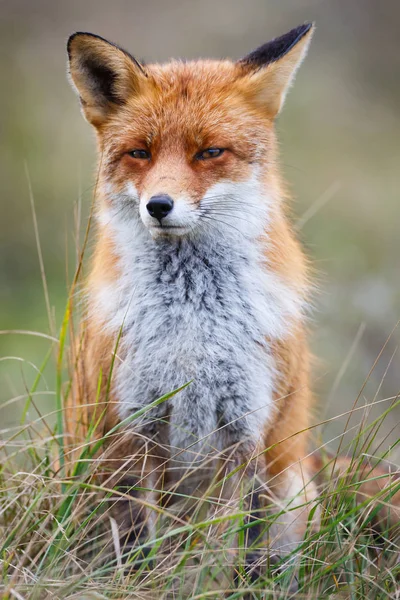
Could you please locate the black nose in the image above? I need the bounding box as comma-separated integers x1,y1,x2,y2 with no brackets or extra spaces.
146,195,174,222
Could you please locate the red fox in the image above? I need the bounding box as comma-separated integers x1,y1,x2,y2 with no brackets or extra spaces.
66,23,398,587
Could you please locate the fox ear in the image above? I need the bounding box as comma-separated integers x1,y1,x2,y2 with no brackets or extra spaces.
67,32,147,126
238,23,314,117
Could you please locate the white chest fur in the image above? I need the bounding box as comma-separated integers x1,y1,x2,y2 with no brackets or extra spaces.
92,208,302,476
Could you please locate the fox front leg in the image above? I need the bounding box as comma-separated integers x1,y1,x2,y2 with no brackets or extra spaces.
234,480,265,588
264,465,320,594
214,446,268,592
102,437,163,569
111,474,157,565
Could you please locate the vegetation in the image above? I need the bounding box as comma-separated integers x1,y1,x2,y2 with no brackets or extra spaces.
0,288,399,598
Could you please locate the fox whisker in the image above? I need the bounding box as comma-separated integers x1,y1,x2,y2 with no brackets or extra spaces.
198,214,247,238
201,196,265,211
201,203,265,216
199,208,261,229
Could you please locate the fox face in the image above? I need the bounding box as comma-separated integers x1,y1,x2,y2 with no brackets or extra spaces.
68,25,313,239
102,61,269,238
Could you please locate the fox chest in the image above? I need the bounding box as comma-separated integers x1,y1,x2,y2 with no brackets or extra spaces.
105,239,281,456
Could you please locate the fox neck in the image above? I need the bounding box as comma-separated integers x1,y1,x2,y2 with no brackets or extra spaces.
90,187,305,345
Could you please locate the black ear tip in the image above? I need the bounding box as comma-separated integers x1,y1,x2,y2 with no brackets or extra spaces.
66,32,145,74
67,32,79,56
302,21,315,33
67,32,108,57
283,22,315,43
67,32,90,57
240,21,315,69
300,22,316,38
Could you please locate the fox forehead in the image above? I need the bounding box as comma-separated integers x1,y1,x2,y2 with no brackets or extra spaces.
102,59,272,150
146,59,239,92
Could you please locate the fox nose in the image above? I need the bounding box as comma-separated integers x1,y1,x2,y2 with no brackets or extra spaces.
146,195,174,223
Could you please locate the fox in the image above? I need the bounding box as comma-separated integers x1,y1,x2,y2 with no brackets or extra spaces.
65,23,399,590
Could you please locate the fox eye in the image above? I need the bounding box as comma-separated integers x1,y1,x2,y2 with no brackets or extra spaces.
196,148,225,160
128,149,151,160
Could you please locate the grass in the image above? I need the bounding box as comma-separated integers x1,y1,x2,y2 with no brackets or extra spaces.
0,189,399,599
0,314,399,599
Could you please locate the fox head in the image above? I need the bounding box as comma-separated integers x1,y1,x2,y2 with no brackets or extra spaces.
67,24,314,239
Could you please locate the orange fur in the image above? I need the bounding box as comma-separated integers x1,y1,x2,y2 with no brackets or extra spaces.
67,61,311,471
65,27,398,568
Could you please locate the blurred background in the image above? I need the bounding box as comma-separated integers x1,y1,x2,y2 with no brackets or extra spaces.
1,0,399,456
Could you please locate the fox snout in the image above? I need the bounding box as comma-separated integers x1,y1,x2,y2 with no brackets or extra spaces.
146,195,174,224
139,189,199,237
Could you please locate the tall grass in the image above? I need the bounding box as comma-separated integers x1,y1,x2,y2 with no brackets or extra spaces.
0,190,399,599
0,337,399,599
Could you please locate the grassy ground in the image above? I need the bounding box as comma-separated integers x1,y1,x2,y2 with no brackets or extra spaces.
0,306,399,599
